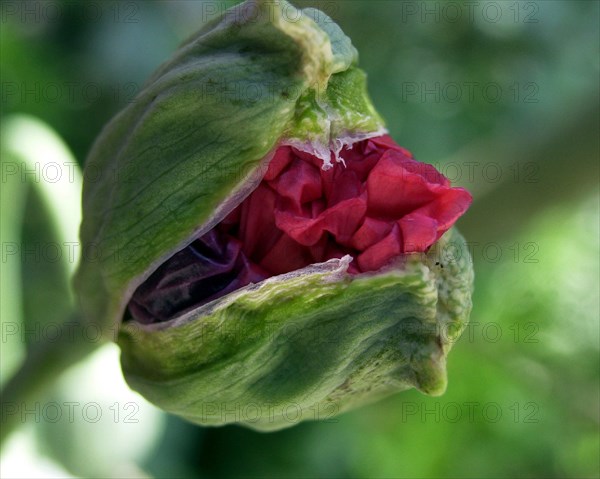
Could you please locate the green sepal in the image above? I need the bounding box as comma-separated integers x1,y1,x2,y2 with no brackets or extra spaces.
74,0,385,334
118,229,473,431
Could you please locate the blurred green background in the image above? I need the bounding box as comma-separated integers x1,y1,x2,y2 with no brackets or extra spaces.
1,1,598,478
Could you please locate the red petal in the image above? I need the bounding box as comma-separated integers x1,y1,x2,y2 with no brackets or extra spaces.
367,150,441,218
327,169,363,207
275,197,366,246
264,147,293,181
369,135,413,157
268,157,322,205
357,223,403,272
238,183,280,259
397,214,438,252
259,233,314,275
350,217,393,251
407,187,473,242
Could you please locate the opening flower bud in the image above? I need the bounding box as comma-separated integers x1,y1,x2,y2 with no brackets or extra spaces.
75,0,474,431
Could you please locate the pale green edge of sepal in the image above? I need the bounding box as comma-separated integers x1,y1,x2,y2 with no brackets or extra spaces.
285,67,386,168
280,3,386,167
118,228,473,431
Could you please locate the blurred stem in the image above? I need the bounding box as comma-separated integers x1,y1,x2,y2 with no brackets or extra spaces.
0,315,99,445
0,115,91,444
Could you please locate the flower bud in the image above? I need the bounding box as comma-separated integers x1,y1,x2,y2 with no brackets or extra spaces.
75,0,473,430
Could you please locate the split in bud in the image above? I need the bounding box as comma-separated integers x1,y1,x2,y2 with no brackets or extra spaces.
128,136,471,325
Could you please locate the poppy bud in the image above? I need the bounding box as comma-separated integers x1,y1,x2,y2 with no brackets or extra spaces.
75,0,473,431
